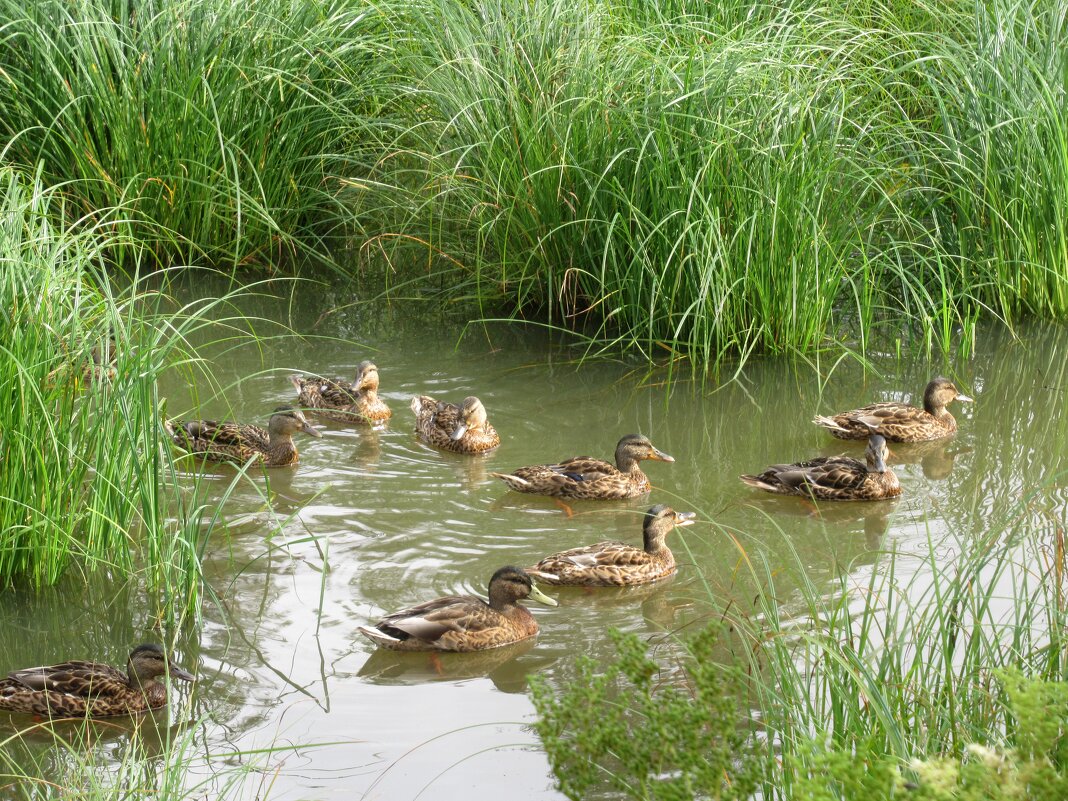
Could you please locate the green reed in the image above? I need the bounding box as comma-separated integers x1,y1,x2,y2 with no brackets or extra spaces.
379,0,996,369
0,166,256,623
0,0,391,268
0,715,272,801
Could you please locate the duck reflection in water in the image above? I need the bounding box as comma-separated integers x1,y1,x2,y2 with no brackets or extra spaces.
357,639,537,694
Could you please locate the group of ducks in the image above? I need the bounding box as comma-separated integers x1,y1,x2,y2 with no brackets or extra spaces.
0,365,971,718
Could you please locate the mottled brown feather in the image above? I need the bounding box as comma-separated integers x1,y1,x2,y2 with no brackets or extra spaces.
814,378,972,442
411,395,500,454
492,435,673,500
359,567,556,652
291,360,391,424
740,436,902,501
526,505,692,586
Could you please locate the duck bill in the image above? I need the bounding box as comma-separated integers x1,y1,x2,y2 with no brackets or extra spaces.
450,424,468,441
956,393,974,403
650,448,675,463
168,664,195,683
527,584,558,607
674,511,696,526
302,424,323,438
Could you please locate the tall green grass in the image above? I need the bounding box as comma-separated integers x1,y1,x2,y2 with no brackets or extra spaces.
0,0,392,267
0,165,252,623
1,0,1065,368
376,0,973,367
925,0,1068,320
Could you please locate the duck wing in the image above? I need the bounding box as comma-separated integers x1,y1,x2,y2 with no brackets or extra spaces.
536,541,645,570
549,456,618,482
8,661,129,699
796,457,869,491
181,420,269,451
376,595,493,643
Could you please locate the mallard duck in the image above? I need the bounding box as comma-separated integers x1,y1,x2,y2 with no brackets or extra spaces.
46,335,117,387
290,360,391,424
526,505,695,587
740,433,902,501
491,434,674,500
166,405,322,466
813,377,973,442
358,566,558,652
410,395,500,454
0,644,194,718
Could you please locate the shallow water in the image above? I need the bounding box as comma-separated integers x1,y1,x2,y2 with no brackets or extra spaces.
1,280,1066,799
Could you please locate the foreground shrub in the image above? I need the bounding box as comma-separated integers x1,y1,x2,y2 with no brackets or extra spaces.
531,626,760,800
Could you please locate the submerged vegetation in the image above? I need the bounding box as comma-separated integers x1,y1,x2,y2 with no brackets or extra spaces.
0,0,1064,367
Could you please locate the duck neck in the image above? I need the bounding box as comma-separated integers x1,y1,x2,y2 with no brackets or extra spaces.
615,452,641,473
266,432,298,464
923,396,947,417
488,585,519,614
642,527,668,554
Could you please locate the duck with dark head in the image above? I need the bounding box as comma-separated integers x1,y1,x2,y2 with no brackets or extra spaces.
358,566,558,652
0,644,194,718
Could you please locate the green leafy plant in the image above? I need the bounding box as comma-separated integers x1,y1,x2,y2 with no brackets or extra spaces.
531,626,760,800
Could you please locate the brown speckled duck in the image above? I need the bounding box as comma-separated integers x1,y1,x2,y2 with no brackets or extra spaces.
166,405,322,466
491,434,674,500
0,644,194,718
527,505,695,586
740,433,902,501
290,360,391,424
813,377,972,442
410,395,500,454
358,566,558,652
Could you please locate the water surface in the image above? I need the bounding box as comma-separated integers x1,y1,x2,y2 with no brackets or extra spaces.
1,281,1066,798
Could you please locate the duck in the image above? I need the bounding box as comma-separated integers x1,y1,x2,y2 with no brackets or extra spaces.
526,504,695,587
491,434,674,500
166,405,322,466
740,432,902,501
290,360,391,424
358,566,558,652
813,377,973,442
410,395,500,454
0,644,194,718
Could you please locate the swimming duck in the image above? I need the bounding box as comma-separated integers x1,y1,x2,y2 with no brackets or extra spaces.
0,644,194,718
740,433,902,501
358,566,558,652
813,377,972,442
166,405,322,466
410,395,500,454
526,505,695,586
491,434,674,500
290,360,391,424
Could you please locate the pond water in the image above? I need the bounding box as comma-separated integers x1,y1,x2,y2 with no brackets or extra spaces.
1,279,1066,799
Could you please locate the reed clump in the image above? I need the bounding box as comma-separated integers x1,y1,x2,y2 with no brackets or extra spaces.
0,0,1066,367
0,166,236,622
0,0,392,268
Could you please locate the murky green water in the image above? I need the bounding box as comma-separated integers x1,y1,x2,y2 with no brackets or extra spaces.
1,279,1067,798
